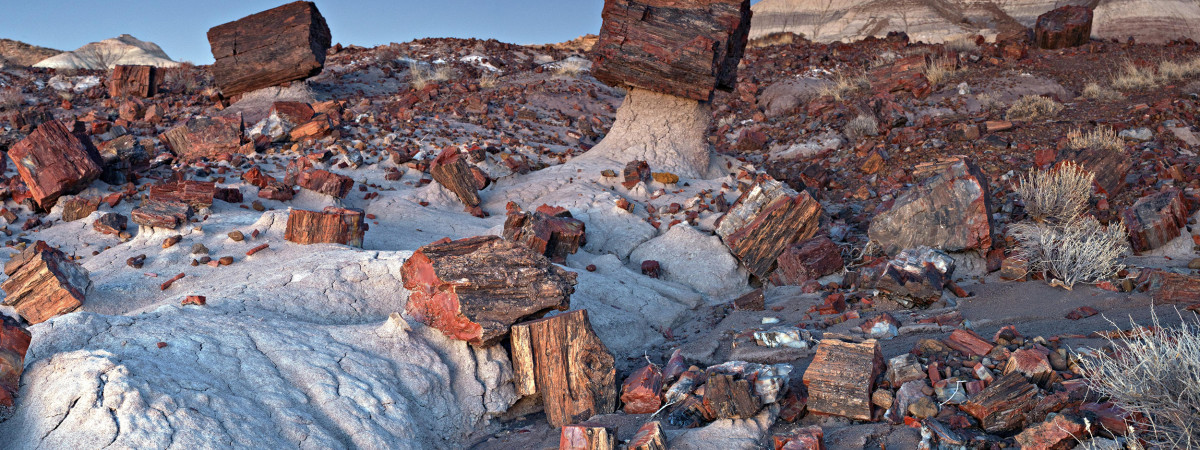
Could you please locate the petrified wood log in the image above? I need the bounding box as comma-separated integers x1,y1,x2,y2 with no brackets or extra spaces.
771,236,844,286
284,207,365,248
511,310,616,427
959,372,1040,433
560,423,617,450
1034,6,1093,50
803,339,883,421
159,115,246,161
944,329,995,357
8,120,103,209
108,65,159,98
207,1,331,97
295,168,353,198
1144,270,1200,303
703,373,762,419
93,212,127,235
1123,189,1188,253
629,421,667,450
60,197,99,222
149,180,216,209
1,241,91,324
0,315,30,407
429,147,482,214
131,199,192,229
402,236,575,346
621,363,663,414
715,177,822,280
868,156,993,255
1057,145,1129,196
591,0,752,101
503,210,586,263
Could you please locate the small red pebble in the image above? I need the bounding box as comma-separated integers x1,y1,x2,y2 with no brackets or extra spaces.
182,295,207,306
246,243,269,256
157,342,167,348
586,264,597,272
161,273,185,290
251,229,260,238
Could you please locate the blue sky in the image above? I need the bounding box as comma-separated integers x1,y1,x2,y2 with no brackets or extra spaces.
2,0,763,64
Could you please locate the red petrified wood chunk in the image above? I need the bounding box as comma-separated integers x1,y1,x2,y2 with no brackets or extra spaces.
207,1,332,97
284,207,366,248
271,101,316,124
8,120,103,209
512,310,616,427
591,0,752,102
1,241,91,324
1034,6,1093,50
703,372,762,419
803,339,883,421
160,115,246,161
1144,270,1200,303
771,236,844,285
628,421,667,450
295,169,354,198
401,236,576,346
774,426,826,450
621,363,663,414
0,315,31,407
868,54,932,99
715,177,822,280
622,160,650,189
93,212,128,235
131,199,193,229
1122,189,1189,253
559,423,617,450
868,156,994,255
149,180,216,209
108,65,159,98
429,147,483,216
61,197,100,222
944,329,995,357
502,209,586,263
959,372,1040,433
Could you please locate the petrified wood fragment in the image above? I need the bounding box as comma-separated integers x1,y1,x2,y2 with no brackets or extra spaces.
560,423,617,450
803,339,883,421
295,169,353,198
107,65,159,98
511,310,616,427
429,147,482,214
0,316,30,407
1123,189,1188,253
131,199,192,229
502,210,586,263
159,115,245,161
284,206,365,248
1034,6,1093,50
959,372,1040,433
715,177,822,280
1,241,91,324
207,1,331,96
8,120,103,209
149,180,216,209
621,363,663,414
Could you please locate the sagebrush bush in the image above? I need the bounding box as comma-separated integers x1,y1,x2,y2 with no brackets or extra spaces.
1082,82,1124,101
844,114,878,141
1016,162,1095,225
1159,56,1200,81
818,74,868,101
923,55,957,86
944,37,978,53
1006,95,1063,121
1010,216,1128,290
409,62,454,90
1081,311,1200,449
1067,126,1124,153
552,58,590,78
1112,61,1159,90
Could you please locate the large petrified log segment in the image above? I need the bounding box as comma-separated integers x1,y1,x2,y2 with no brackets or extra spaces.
401,236,575,346
108,65,159,98
0,315,31,407
8,120,103,209
131,199,192,229
559,423,617,450
148,180,216,209
629,421,667,450
503,210,586,263
959,372,1040,433
511,310,616,427
207,1,332,97
1122,189,1188,253
715,177,822,280
429,147,482,214
591,0,752,102
1035,6,1093,50
284,207,366,248
1,241,91,324
869,156,993,255
868,54,932,99
159,115,246,161
803,339,883,421
1144,270,1200,303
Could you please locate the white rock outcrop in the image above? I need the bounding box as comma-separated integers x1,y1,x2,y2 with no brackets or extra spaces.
34,34,180,70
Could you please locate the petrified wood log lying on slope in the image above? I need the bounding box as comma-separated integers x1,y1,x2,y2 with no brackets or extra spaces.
207,1,331,96
401,236,575,346
8,120,103,209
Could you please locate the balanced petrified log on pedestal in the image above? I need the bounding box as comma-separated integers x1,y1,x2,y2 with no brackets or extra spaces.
159,115,246,161
0,315,30,407
401,236,575,346
8,120,103,209
1,241,91,324
803,339,883,421
284,207,365,248
559,423,617,450
511,310,616,427
591,0,752,102
502,210,586,263
108,65,159,98
715,177,822,280
207,1,331,97
429,147,483,216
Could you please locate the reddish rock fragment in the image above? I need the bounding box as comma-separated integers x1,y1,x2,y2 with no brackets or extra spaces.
132,200,192,229
295,169,353,198
771,236,843,286
93,212,127,235
591,0,752,101
1000,256,1029,281
621,364,663,414
1057,145,1129,196
959,372,1039,433
284,207,366,248
1,241,91,324
149,180,216,209
245,243,269,256
622,160,651,189
271,101,315,124
944,329,994,357
429,147,482,213
0,316,31,407
774,426,825,450
1004,348,1054,386
1066,306,1099,320
107,65,159,98
160,115,246,161
869,156,993,255
401,236,575,346
703,373,762,419
257,183,295,201
641,260,661,278
242,166,274,188
1034,6,1093,50
215,187,243,203
1144,270,1200,303
1015,413,1086,449
629,421,667,450
868,55,931,99
502,210,586,263
182,295,207,306
8,120,103,209
207,1,331,97
559,423,617,450
1122,189,1188,253
804,339,883,421
732,288,765,311
60,197,100,222
715,178,822,280
289,117,331,141
161,273,185,290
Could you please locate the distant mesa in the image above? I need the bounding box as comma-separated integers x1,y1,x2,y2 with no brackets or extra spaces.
750,0,1200,44
0,39,62,67
32,34,180,70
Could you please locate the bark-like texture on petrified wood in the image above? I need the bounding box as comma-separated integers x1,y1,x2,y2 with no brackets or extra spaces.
621,363,663,414
959,372,1040,433
1034,6,1093,50
715,177,822,280
295,169,354,199
503,210,586,263
629,421,667,450
284,207,366,248
207,1,331,97
8,120,103,209
868,156,994,255
591,0,752,102
1,241,91,324
511,310,616,427
429,147,483,215
401,236,575,346
131,199,192,229
1122,189,1188,253
159,115,246,161
149,180,216,209
803,338,883,421
108,65,159,98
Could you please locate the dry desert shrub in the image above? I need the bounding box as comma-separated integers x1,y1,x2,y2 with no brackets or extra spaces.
161,62,209,95
1067,126,1124,153
844,114,879,141
0,87,22,110
1082,82,1124,101
1158,56,1200,81
409,62,454,90
943,37,978,53
1111,61,1159,90
1006,95,1064,121
1010,216,1128,289
479,72,500,89
1016,161,1095,225
1186,80,1200,96
1081,311,1200,449
552,58,590,78
818,74,868,101
922,55,957,86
